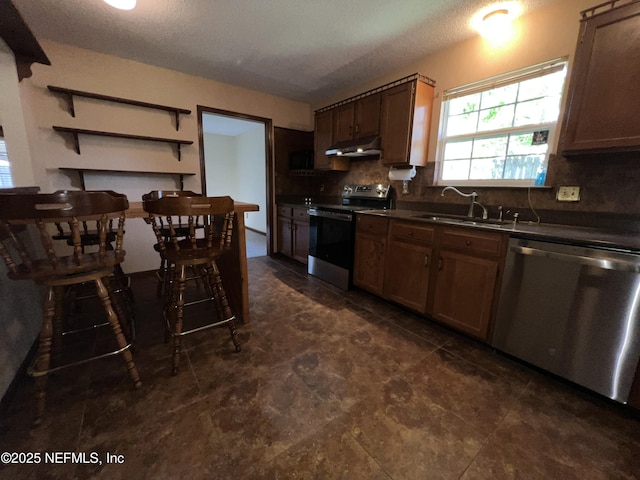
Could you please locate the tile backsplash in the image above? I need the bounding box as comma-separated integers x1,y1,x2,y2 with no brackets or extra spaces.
275,129,640,230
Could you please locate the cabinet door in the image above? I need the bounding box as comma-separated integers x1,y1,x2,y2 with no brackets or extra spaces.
354,93,381,139
380,82,414,166
354,233,386,295
314,110,334,170
384,240,431,313
334,102,355,143
277,216,293,257
560,1,640,154
430,250,498,340
292,208,310,264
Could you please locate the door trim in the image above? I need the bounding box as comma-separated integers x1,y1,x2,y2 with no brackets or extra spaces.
197,105,274,255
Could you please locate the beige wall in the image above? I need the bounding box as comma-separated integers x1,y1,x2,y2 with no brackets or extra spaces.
15,39,312,272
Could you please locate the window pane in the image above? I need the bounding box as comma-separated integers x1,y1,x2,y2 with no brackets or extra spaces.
448,93,481,116
447,111,479,136
480,84,518,109
470,157,505,180
518,70,565,101
444,140,473,160
0,139,12,188
503,155,543,179
441,159,470,180
472,136,508,158
508,133,549,155
514,96,561,126
477,104,515,132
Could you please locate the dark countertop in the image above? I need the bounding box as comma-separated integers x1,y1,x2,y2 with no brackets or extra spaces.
359,209,640,252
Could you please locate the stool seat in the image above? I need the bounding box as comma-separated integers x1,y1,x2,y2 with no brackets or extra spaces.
8,250,125,281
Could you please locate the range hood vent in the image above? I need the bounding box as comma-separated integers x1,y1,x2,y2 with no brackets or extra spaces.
325,135,381,157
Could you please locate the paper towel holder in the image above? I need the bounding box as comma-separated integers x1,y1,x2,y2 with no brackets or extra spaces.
388,166,417,194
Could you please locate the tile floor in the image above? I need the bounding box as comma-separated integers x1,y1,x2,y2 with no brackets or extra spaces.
1,256,639,479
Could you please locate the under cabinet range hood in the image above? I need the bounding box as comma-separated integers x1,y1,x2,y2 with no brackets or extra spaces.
325,135,381,157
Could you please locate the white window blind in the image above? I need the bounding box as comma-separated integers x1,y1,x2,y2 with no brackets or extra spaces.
0,137,14,188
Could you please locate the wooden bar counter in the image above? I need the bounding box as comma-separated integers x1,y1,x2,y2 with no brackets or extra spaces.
127,200,259,324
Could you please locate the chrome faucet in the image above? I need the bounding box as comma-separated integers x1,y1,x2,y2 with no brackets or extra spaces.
440,186,487,219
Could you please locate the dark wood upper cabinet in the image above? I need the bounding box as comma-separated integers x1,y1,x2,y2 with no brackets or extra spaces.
333,94,381,143
314,109,349,171
380,79,434,166
560,0,640,155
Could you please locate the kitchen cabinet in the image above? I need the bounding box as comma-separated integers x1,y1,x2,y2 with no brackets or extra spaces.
559,0,640,155
353,214,506,341
383,221,433,313
428,228,506,340
353,215,388,295
380,78,434,166
333,93,381,143
277,205,310,264
314,109,350,171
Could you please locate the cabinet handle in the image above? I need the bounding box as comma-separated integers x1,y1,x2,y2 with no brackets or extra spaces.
424,255,429,267
355,123,360,134
438,257,443,271
465,240,472,246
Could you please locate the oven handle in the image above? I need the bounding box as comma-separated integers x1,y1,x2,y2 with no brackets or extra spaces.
308,208,353,222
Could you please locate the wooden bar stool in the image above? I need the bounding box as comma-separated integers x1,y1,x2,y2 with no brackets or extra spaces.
143,195,241,375
0,190,141,425
141,190,200,298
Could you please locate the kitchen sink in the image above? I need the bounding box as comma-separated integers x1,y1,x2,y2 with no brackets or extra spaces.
412,212,505,226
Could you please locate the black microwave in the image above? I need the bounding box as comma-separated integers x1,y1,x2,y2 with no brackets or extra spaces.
289,150,314,170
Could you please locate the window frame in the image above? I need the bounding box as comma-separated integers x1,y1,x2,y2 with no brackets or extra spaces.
435,57,568,187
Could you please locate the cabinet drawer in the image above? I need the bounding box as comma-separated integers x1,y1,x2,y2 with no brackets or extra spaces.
278,206,293,218
389,220,434,244
356,215,388,236
293,207,309,222
440,228,503,257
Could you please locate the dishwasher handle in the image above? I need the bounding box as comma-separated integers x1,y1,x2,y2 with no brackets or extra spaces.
511,245,640,272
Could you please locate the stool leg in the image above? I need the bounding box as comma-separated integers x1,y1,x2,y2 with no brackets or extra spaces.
208,260,241,353
156,256,166,298
94,277,141,389
169,264,187,375
33,286,55,426
163,264,176,343
51,285,65,367
105,276,135,345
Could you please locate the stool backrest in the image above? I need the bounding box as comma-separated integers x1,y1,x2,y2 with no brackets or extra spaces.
142,190,201,232
0,190,128,278
143,196,234,254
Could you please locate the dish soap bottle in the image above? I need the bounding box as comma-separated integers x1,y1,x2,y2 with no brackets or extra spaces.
534,166,547,186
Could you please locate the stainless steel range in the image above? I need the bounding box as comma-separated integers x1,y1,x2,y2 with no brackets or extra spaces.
308,184,392,290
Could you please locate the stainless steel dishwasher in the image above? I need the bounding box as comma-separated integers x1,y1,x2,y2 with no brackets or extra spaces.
491,237,640,404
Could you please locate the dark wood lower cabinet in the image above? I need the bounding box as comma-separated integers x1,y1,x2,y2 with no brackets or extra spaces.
383,220,433,313
353,216,505,341
353,215,388,296
277,205,309,264
429,250,498,340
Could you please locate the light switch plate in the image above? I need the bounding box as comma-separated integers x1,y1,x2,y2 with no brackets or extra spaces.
557,186,580,202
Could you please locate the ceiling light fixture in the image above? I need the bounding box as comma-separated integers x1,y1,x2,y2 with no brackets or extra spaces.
103,0,137,10
473,4,519,45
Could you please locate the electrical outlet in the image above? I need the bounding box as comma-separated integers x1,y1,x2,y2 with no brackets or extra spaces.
557,186,581,202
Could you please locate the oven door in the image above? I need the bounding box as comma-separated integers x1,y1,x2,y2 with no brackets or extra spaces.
308,208,355,289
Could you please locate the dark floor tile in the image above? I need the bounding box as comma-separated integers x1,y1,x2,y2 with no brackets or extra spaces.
3,257,640,480
346,377,488,480
405,348,530,433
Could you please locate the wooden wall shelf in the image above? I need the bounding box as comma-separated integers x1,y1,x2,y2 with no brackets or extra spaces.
59,167,196,191
52,126,193,161
48,86,191,130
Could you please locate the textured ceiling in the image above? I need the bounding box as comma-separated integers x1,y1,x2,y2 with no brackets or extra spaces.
14,0,557,103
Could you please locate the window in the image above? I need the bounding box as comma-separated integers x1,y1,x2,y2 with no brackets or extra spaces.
0,127,13,188
436,58,568,186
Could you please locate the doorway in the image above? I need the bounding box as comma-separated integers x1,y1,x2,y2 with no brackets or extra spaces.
197,106,273,257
